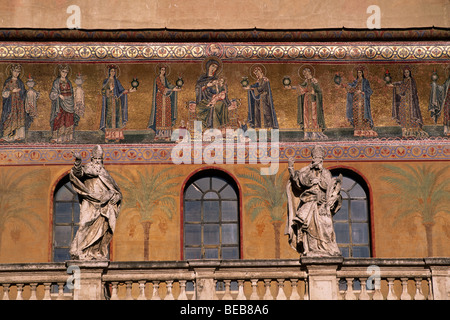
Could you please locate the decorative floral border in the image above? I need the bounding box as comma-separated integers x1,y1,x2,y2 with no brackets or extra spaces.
0,42,449,62
0,140,448,165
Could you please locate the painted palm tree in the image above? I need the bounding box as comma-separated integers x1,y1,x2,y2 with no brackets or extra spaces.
381,164,450,256
0,168,46,254
111,167,183,260
238,167,287,258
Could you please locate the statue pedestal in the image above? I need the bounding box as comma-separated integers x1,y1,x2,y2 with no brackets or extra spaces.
425,258,450,300
301,256,343,300
65,260,109,300
189,260,220,300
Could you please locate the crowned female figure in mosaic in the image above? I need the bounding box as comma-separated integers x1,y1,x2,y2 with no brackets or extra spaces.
0,64,32,142
100,65,136,142
195,57,230,130
244,64,279,129
147,64,180,140
389,66,428,138
49,64,78,143
345,66,378,137
429,67,450,136
286,66,326,140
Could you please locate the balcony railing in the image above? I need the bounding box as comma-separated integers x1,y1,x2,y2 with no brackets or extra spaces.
0,258,448,300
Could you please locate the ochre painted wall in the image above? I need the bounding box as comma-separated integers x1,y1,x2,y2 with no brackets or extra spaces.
0,160,449,263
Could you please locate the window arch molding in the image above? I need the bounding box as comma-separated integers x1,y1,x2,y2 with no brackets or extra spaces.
328,166,375,258
180,167,243,260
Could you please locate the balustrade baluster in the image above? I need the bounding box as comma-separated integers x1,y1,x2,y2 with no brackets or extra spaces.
178,280,188,300
344,278,357,300
372,278,383,300
43,283,52,300
151,281,161,300
250,279,259,300
276,279,287,300
165,280,174,300
213,280,219,300
386,278,397,300
125,281,133,300
56,283,65,300
137,280,147,300
236,280,246,300
400,278,411,300
263,279,273,300
414,278,425,300
289,279,301,300
110,282,119,300
2,284,10,300
222,280,233,300
29,283,38,300
16,284,24,300
359,278,370,300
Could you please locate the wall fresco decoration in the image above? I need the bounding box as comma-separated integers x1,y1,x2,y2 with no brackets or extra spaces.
0,35,449,158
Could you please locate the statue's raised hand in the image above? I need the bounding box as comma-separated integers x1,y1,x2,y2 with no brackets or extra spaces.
72,151,82,162
288,157,295,168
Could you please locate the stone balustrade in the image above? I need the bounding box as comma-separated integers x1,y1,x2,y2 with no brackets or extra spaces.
0,263,70,300
0,258,448,300
336,258,435,300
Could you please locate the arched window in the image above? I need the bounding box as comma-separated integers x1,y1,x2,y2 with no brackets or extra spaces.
183,169,240,260
331,169,372,258
52,175,80,262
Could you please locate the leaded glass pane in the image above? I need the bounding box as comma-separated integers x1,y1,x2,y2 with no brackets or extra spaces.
73,203,80,223
222,224,238,245
54,225,72,247
222,247,239,260
204,191,219,199
341,177,356,191
185,225,201,245
185,248,201,260
185,184,202,200
339,246,350,258
184,201,201,221
351,200,367,221
352,223,369,244
195,177,210,192
220,185,237,199
334,222,350,243
352,246,370,258
205,248,218,259
54,202,73,223
204,202,220,222
334,199,348,221
222,201,238,221
349,183,366,198
212,177,227,191
204,224,220,245
53,248,70,262
55,185,75,201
